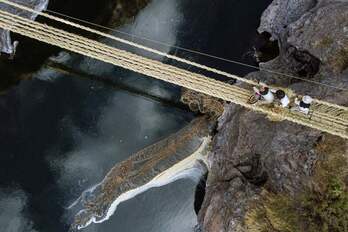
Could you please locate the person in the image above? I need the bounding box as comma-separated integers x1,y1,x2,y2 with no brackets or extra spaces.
294,95,313,114
253,84,275,104
9,41,19,60
272,89,290,108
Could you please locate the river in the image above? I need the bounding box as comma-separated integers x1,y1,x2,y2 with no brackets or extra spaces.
0,0,271,231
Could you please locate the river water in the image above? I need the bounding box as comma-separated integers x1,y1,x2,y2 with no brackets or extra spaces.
0,0,271,231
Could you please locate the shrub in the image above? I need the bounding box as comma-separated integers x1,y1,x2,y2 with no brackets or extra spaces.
245,135,348,232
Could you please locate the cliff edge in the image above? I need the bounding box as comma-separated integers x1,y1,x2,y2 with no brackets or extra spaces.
198,1,348,231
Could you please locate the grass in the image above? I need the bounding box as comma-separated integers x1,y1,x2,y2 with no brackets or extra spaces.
245,135,348,232
331,48,348,73
315,36,334,49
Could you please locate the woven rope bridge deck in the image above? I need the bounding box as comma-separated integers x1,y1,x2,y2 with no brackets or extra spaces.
0,4,347,139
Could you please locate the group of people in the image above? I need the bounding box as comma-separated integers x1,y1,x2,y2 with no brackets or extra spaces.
252,84,313,115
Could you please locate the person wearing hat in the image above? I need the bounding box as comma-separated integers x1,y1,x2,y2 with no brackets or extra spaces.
294,95,313,114
272,89,290,108
253,84,275,104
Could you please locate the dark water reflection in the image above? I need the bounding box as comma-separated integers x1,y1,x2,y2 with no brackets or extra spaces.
0,76,193,232
0,0,271,231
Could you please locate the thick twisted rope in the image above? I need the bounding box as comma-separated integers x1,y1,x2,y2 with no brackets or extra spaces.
1,0,348,112
0,0,258,86
0,9,347,139
0,10,346,134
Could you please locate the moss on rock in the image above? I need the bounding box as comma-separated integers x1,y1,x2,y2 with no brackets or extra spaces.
330,48,348,74
245,135,348,232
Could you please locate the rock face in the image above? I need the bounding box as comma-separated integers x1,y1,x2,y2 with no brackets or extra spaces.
259,0,348,76
198,0,348,231
258,0,317,40
287,2,348,73
198,104,321,231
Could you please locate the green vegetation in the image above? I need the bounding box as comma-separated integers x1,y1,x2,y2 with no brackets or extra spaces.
313,36,347,73
245,136,348,232
300,177,348,232
331,48,348,73
316,36,334,48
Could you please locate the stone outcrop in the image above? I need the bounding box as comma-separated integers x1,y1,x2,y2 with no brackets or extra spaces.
258,0,348,76
198,0,348,231
198,103,323,231
287,2,348,73
258,0,317,40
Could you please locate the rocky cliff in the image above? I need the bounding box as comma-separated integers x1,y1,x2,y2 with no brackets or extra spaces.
198,0,348,231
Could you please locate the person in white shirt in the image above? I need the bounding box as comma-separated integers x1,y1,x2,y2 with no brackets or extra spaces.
272,89,290,108
294,95,313,114
253,85,275,104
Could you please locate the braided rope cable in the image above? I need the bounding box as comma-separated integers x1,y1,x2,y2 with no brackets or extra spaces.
0,10,344,134
1,0,348,111
0,10,347,138
0,0,258,85
1,10,346,122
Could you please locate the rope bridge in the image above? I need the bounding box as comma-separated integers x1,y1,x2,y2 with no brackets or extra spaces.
0,2,347,139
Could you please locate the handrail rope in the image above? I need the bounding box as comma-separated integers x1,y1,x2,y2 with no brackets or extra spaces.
0,12,346,134
0,35,346,138
0,8,346,125
2,0,348,110
3,9,347,123
42,6,348,93
0,10,344,122
0,10,347,139
0,9,254,99
43,8,348,94
2,0,348,112
0,0,257,85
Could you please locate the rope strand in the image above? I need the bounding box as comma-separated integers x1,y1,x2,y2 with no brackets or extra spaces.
1,0,348,95
43,8,348,93
0,9,347,139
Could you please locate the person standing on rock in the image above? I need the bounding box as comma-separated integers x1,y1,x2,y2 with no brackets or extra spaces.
293,95,313,114
253,84,275,104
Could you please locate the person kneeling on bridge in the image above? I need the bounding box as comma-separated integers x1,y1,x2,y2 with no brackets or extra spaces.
253,84,275,104
293,95,313,115
273,89,290,108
